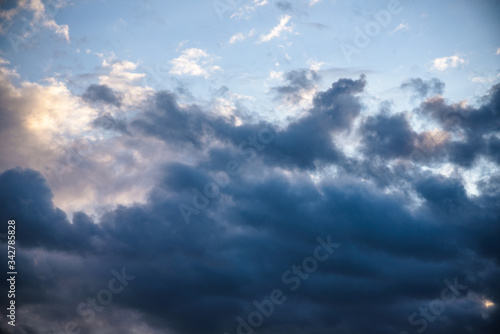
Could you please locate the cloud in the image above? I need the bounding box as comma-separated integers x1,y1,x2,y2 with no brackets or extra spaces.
0,58,160,218
417,83,500,167
271,69,320,105
361,112,417,159
401,77,445,98
131,91,216,148
82,84,122,107
128,74,367,171
496,48,500,55
0,0,70,41
2,65,500,334
169,48,222,78
229,0,269,19
431,55,467,71
229,32,245,44
2,157,500,333
275,1,292,11
391,22,408,33
98,60,153,106
309,0,322,6
228,29,256,44
259,15,293,43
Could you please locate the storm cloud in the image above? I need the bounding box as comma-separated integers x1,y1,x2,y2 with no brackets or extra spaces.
1,71,499,334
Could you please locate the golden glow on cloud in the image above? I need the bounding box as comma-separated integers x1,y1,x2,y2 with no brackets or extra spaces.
484,300,494,308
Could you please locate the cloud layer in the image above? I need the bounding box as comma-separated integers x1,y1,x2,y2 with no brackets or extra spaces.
1,59,500,334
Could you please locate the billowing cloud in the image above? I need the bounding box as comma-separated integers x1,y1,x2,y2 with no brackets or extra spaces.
2,2,499,333
1,59,500,334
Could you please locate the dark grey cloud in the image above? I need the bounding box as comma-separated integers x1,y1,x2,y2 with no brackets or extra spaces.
310,74,366,129
0,168,100,253
131,91,214,148
0,0,19,11
2,76,500,334
92,112,130,134
130,75,366,170
415,175,469,215
419,84,500,135
272,69,320,104
417,83,500,167
401,77,445,98
2,163,499,334
361,112,416,159
82,84,122,106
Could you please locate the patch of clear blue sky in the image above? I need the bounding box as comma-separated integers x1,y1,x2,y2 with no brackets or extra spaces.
1,0,499,113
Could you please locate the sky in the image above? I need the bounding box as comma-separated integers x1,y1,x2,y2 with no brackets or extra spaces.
0,0,500,333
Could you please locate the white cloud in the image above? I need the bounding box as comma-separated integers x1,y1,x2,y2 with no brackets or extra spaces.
307,58,327,71
2,0,71,41
169,48,221,78
496,48,500,55
230,0,269,19
259,15,293,43
229,33,245,44
430,55,467,71
229,29,256,44
471,73,500,84
0,58,170,218
309,0,322,6
391,22,408,34
98,60,153,106
269,70,284,80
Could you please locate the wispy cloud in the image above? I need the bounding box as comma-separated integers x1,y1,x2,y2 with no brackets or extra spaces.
230,0,269,19
259,15,293,43
391,22,408,34
229,29,256,44
229,33,245,44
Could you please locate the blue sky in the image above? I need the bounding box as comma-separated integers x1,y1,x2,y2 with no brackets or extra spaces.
1,1,500,333
2,0,499,104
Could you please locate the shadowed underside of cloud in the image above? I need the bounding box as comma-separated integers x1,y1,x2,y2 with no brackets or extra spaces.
1,75,500,334
82,83,122,107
